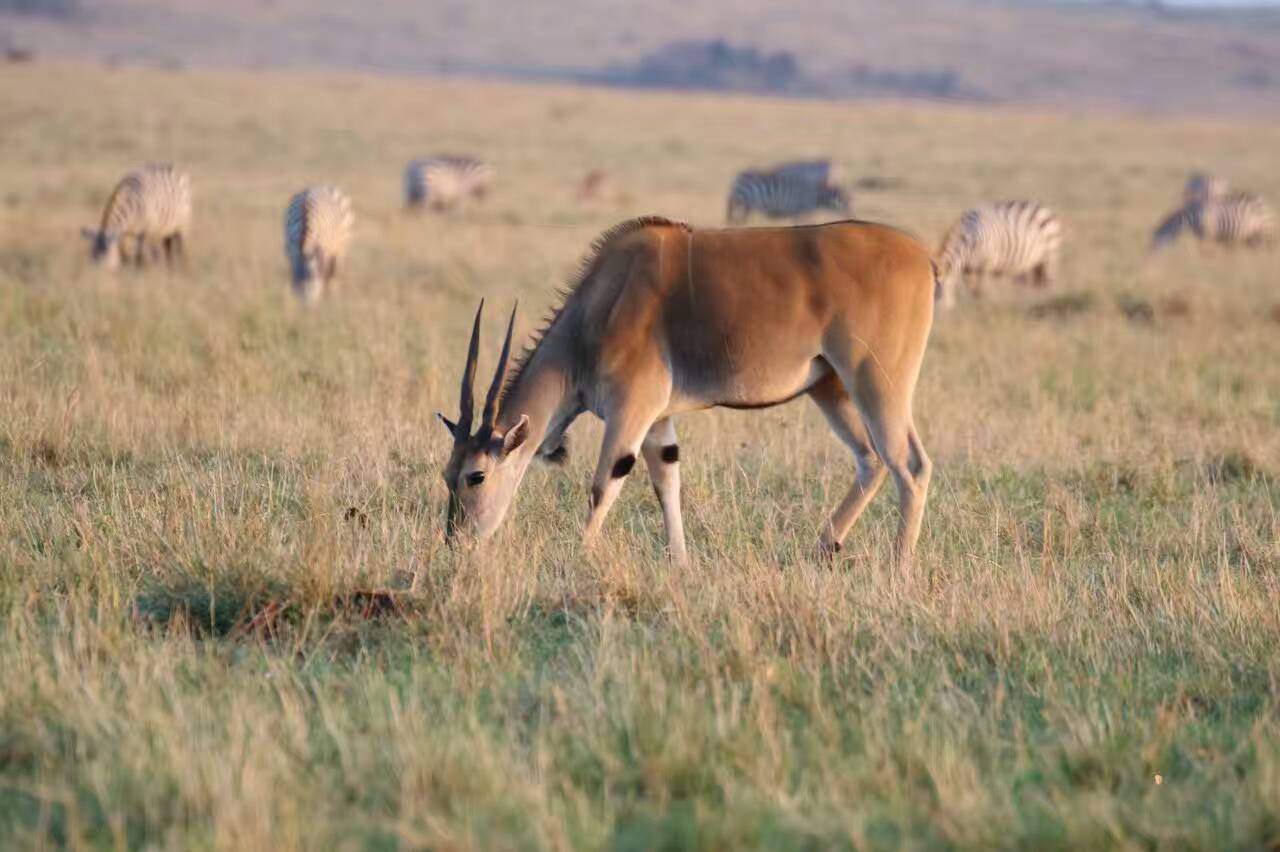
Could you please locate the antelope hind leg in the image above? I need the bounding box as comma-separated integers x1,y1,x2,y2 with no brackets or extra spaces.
808,372,887,560
833,359,932,573
864,404,931,571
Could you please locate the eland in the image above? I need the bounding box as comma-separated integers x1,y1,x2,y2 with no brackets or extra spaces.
439,216,935,568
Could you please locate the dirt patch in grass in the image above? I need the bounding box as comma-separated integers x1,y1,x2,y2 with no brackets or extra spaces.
1029,291,1096,321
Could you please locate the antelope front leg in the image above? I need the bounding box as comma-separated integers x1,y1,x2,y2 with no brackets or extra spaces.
583,406,662,550
641,418,688,565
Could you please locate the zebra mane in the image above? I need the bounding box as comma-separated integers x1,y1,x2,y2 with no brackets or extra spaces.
934,216,970,277
501,216,690,408
98,172,141,234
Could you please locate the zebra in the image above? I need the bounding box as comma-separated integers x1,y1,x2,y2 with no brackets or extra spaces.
1152,192,1277,251
284,185,354,305
725,170,851,224
404,157,494,211
81,163,191,269
768,159,842,188
933,201,1063,309
1184,173,1229,205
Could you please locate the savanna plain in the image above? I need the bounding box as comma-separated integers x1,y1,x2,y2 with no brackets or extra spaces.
1,64,1279,850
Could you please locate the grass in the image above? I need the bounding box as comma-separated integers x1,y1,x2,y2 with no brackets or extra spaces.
1,63,1279,849
7,0,1280,116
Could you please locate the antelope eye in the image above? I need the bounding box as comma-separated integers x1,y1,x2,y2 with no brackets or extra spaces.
465,471,486,487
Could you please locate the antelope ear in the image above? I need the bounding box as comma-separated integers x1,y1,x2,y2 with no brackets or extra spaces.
501,415,530,457
437,413,458,437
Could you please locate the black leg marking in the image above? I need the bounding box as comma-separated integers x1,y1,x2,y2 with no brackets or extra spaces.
544,445,569,465
590,486,602,509
611,454,636,479
660,445,680,464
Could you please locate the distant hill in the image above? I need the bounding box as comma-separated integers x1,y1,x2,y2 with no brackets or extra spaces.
3,0,1280,115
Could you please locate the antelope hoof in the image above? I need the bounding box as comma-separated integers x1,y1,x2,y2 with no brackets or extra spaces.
814,537,842,563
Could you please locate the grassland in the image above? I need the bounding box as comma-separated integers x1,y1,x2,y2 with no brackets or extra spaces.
5,0,1280,116
1,63,1279,849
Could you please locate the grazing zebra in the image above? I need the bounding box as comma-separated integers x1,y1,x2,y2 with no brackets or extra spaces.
934,201,1063,308
404,157,494,211
284,185,354,305
1152,192,1277,251
81,163,191,269
725,171,851,224
768,159,842,188
1184,173,1228,205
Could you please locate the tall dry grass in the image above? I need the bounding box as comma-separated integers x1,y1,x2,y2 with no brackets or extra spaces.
0,64,1278,849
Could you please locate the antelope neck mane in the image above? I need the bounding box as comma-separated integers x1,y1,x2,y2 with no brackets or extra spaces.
499,216,690,406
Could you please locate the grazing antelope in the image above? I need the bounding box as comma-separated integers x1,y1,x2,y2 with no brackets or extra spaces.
404,157,494,211
933,201,1062,309
726,170,851,224
81,163,190,269
284,185,354,304
439,216,935,568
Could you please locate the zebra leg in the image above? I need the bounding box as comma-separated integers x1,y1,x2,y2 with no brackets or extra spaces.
164,232,186,269
965,270,986,300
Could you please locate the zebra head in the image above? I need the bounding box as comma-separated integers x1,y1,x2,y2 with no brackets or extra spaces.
290,249,326,304
80,227,123,268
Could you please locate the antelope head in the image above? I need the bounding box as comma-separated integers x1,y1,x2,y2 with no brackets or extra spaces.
438,301,532,544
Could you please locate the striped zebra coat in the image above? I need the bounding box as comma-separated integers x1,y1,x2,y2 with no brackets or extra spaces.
1152,192,1277,251
725,170,851,224
1184,173,1228,205
768,159,842,188
934,201,1063,308
404,157,495,211
81,163,191,269
285,186,354,305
